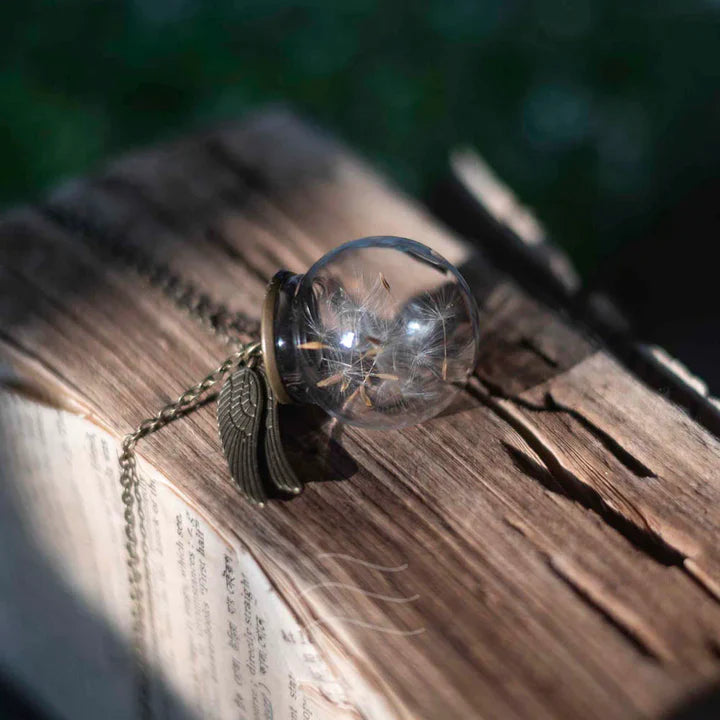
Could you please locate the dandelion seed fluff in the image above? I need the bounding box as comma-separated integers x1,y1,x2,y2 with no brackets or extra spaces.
268,237,480,429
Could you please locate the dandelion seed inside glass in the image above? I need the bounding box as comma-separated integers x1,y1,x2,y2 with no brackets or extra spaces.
271,237,480,429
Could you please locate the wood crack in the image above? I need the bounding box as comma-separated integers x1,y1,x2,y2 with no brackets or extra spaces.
544,392,656,478
546,555,671,662
465,379,691,560
477,372,656,478
467,378,720,610
517,335,559,368
354,414,688,670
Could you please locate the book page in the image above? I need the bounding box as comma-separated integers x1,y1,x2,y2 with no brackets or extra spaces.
0,387,382,720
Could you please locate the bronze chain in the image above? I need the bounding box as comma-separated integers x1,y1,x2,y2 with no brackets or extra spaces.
45,206,265,718
118,343,261,717
110,240,261,343
42,204,261,342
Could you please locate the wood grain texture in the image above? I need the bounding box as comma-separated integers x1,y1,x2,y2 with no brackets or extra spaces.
1,108,719,719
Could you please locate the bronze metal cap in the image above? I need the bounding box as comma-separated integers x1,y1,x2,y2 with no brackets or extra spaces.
261,273,293,404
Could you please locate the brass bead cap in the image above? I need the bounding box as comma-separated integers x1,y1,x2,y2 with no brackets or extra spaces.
261,273,293,404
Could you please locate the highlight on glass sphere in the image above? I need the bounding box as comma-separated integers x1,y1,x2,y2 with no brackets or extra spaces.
270,236,480,429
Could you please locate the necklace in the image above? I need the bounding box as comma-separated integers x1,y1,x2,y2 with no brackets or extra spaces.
81,227,481,718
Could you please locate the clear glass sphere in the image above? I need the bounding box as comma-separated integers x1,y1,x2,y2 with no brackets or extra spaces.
271,236,480,429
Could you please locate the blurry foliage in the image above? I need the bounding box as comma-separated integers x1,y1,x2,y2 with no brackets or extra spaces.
1,0,719,272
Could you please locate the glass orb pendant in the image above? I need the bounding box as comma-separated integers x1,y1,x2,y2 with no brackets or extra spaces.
261,236,480,430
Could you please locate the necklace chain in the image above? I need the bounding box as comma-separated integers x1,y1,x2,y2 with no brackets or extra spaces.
43,205,264,717
111,240,261,343
118,343,260,717
42,205,261,343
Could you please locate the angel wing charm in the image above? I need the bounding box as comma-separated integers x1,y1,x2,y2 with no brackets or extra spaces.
218,364,302,504
261,368,303,496
217,366,267,505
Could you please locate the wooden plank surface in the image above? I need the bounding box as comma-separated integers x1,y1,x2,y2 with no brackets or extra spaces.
1,109,719,719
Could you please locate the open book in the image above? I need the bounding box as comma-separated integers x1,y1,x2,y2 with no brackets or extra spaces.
0,378,392,720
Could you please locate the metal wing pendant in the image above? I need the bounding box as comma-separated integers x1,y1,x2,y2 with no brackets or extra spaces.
261,369,303,496
217,366,267,505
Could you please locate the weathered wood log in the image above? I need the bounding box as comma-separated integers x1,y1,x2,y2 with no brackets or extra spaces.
1,108,719,719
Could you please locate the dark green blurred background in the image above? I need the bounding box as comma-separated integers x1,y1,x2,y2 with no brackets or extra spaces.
1,0,719,275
